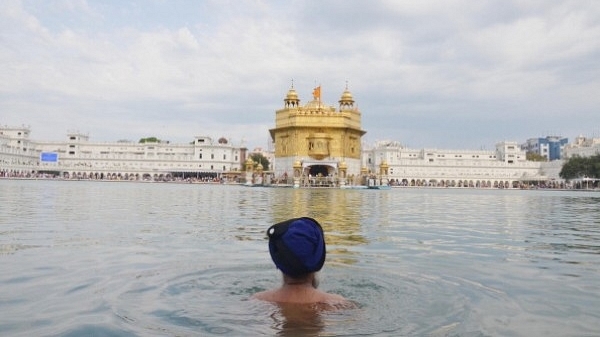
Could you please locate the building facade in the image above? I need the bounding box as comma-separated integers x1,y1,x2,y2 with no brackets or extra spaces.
521,136,568,161
5,83,568,188
0,125,246,181
269,85,366,186
563,135,600,158
363,140,544,188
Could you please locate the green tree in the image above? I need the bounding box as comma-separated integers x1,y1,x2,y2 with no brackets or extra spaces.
592,155,600,178
250,153,270,171
526,151,547,162
139,137,161,143
559,155,600,180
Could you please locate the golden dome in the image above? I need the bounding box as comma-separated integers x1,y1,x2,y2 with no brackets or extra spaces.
341,89,353,100
286,88,299,100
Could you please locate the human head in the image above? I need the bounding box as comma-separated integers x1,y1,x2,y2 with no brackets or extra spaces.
267,217,326,278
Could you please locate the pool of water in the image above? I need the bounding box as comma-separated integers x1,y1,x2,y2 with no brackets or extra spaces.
1,180,599,336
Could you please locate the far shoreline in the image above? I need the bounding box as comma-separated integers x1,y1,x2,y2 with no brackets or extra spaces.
2,176,598,192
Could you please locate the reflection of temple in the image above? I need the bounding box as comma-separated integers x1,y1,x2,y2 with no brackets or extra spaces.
270,188,367,248
269,84,366,187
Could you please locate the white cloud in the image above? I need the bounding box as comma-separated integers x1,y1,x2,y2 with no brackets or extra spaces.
1,0,600,149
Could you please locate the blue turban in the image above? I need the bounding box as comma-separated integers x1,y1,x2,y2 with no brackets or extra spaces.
267,217,326,278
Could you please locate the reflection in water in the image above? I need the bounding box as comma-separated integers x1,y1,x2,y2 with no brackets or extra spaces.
2,181,600,336
260,300,363,337
266,188,369,268
267,303,325,336
271,188,368,247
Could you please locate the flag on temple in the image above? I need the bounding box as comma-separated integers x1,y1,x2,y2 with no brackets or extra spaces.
312,86,321,100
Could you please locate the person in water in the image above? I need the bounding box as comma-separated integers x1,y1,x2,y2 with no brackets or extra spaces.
253,217,349,305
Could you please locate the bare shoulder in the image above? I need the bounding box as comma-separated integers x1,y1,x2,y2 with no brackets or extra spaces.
252,289,277,301
319,292,357,308
320,291,346,302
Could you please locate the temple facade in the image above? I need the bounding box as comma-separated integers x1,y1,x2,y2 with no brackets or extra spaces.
269,85,366,186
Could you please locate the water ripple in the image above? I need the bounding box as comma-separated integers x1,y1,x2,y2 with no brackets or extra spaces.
2,181,600,336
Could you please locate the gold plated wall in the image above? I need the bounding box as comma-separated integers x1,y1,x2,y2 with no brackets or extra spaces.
269,86,366,163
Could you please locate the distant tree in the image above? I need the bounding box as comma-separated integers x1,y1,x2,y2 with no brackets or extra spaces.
559,154,600,180
139,137,161,143
526,152,547,162
250,153,270,171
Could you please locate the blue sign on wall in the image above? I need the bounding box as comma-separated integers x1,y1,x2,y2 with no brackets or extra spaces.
40,152,59,162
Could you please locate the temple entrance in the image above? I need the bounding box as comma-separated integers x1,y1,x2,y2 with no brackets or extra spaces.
308,165,330,177
302,164,337,187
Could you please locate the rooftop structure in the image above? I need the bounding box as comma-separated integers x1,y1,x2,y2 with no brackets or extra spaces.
563,135,600,158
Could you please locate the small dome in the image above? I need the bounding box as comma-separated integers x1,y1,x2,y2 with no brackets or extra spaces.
340,89,353,101
286,88,299,100
218,137,228,144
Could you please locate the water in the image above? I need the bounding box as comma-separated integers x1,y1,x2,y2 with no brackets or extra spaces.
1,180,599,336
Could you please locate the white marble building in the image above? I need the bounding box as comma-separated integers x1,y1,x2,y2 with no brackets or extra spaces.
362,140,545,188
1,125,246,181
2,124,562,188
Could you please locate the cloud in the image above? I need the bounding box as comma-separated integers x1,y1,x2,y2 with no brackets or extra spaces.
1,0,600,149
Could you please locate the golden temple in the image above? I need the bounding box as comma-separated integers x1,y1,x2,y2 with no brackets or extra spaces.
269,84,366,187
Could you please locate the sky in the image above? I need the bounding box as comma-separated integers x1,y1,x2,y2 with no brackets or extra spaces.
1,0,599,151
